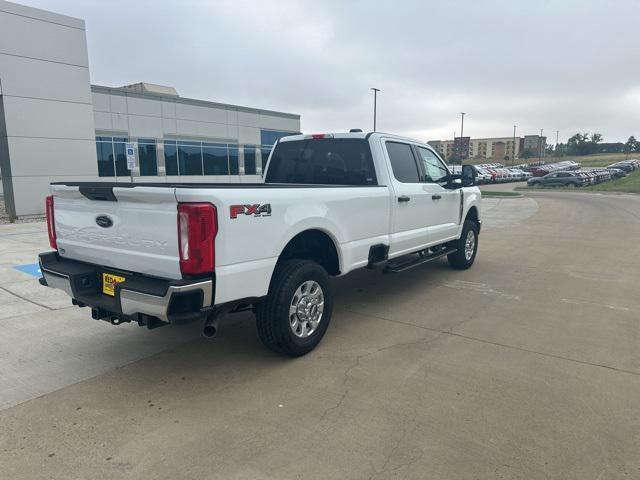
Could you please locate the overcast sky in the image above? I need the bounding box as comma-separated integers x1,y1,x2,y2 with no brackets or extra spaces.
23,0,640,143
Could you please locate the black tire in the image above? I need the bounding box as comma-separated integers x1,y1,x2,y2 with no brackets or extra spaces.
256,259,333,357
447,220,479,270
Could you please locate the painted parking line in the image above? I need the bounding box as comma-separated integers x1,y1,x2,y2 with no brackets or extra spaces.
13,262,41,278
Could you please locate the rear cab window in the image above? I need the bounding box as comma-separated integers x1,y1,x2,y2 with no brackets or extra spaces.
265,138,378,185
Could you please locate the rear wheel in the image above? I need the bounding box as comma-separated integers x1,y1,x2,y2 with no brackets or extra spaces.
256,260,333,356
448,220,479,270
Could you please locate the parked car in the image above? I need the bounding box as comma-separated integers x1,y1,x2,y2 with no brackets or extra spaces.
589,169,612,184
529,160,581,177
38,131,482,356
493,168,509,182
607,168,626,179
508,168,528,181
472,166,492,184
482,167,498,183
527,171,584,188
607,162,634,173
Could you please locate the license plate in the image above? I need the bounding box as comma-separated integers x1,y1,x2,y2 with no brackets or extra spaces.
102,273,126,296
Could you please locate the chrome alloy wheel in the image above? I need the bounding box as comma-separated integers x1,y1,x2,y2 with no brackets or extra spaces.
464,229,476,261
289,280,324,338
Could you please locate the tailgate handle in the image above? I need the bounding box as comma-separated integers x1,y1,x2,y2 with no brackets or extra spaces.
79,186,118,202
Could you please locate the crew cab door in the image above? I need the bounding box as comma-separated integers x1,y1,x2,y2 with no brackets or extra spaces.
413,146,460,242
384,141,459,258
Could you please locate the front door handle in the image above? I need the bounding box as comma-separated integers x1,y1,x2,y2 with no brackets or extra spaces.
398,195,411,203
431,194,442,200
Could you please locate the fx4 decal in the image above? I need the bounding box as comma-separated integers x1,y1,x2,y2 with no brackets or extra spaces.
230,204,272,219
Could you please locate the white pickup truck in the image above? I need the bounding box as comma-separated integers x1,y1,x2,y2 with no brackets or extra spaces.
39,131,481,356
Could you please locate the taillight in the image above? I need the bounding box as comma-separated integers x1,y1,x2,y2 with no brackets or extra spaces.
177,203,217,275
45,195,57,250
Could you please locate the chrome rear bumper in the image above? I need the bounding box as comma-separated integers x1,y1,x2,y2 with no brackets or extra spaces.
39,252,213,324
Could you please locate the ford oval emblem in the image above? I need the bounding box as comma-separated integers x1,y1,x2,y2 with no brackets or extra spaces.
95,215,113,228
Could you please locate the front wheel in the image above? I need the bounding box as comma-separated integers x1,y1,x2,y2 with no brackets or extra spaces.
448,220,479,270
256,260,333,356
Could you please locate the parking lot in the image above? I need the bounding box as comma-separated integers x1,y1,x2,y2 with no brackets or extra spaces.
1,190,639,479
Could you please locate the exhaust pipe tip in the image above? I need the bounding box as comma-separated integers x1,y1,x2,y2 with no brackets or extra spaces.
202,319,218,338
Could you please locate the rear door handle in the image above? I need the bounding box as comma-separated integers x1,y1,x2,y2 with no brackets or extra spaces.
397,195,411,203
431,194,442,200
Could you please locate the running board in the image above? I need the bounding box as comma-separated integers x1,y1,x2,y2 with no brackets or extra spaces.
382,247,457,274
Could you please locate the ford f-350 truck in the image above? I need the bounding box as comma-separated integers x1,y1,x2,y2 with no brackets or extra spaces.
39,131,481,356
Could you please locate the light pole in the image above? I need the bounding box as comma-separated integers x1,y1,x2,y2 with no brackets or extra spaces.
459,112,466,163
555,130,560,157
371,88,380,131
512,125,517,166
539,128,544,163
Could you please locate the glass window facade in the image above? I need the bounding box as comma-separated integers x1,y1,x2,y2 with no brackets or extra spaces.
96,136,130,177
164,139,241,176
178,141,203,176
96,139,115,177
113,137,130,177
164,140,178,175
260,129,294,172
97,136,272,178
260,130,293,146
138,139,157,176
203,143,229,175
229,146,239,175
244,145,257,175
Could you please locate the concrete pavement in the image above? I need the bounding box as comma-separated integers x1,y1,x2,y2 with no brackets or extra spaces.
1,191,639,479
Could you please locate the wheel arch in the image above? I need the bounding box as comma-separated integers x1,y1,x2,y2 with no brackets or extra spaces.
276,228,341,276
463,205,481,234
465,205,479,224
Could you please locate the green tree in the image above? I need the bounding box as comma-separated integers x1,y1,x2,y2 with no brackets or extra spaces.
567,132,603,156
624,136,638,154
567,133,590,155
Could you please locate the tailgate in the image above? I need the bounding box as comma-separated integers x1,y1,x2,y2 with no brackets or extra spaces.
51,185,182,279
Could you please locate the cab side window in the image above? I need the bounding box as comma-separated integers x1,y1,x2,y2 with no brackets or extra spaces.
416,147,449,183
386,142,421,183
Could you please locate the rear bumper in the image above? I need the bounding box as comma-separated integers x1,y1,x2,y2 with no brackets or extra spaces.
39,252,213,324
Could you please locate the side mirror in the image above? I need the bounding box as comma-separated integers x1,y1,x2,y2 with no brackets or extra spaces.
461,165,476,187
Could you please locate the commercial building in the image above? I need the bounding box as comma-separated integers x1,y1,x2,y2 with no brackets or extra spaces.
91,83,299,182
0,0,300,218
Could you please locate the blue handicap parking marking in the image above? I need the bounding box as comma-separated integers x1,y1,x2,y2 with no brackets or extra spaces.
14,262,42,278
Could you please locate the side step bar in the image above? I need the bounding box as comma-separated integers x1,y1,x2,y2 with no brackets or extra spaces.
377,247,457,274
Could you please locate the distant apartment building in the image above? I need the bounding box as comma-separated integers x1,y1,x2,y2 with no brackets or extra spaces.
428,140,453,159
429,135,545,161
